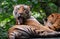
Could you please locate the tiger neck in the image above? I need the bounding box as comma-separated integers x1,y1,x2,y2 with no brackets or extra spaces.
24,16,43,27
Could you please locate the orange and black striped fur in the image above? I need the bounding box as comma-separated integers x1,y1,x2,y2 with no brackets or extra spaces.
8,25,60,39
44,13,60,31
8,5,58,39
12,4,55,32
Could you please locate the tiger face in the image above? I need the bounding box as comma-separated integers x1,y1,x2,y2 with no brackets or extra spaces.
48,13,60,24
47,13,59,24
45,13,60,31
13,5,31,24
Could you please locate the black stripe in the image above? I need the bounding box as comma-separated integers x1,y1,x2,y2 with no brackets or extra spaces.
15,28,32,37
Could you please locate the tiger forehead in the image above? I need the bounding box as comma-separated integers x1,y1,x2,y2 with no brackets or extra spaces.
14,5,29,9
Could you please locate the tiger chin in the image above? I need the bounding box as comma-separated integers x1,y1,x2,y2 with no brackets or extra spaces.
44,13,60,31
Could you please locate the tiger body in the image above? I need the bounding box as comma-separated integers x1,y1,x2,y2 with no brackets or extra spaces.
8,25,60,39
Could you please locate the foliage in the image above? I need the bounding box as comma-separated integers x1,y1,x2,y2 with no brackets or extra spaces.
0,0,59,39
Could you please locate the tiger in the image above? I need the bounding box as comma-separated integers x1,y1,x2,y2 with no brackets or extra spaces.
8,4,59,39
13,4,43,27
8,5,60,39
44,13,60,31
13,4,56,33
8,25,60,39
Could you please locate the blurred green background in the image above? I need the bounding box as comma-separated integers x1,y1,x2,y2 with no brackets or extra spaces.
0,0,60,39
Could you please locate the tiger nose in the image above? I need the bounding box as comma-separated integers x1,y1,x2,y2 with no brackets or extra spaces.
18,10,24,14
18,9,24,14
18,10,23,14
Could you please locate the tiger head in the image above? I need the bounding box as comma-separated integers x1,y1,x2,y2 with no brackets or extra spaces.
13,4,31,24
45,13,60,26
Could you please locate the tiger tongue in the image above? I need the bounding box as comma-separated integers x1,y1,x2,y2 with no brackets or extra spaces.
19,18,23,24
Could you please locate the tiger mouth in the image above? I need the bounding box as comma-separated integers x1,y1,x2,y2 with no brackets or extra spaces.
17,14,29,24
18,16,24,24
17,12,30,24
